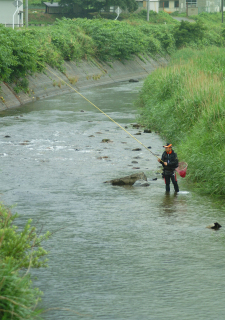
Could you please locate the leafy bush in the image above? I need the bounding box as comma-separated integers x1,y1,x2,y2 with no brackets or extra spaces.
0,25,40,83
173,20,206,48
129,9,177,24
1,13,225,91
0,261,43,320
0,203,50,319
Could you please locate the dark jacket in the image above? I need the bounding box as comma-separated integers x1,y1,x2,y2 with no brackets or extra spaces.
161,150,179,175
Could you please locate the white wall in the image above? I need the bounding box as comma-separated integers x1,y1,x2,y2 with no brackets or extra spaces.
150,0,159,12
0,1,23,27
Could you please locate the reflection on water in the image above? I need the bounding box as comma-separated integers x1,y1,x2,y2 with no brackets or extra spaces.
160,192,188,216
0,81,225,320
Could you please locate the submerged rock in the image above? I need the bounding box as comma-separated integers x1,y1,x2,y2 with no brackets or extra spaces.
133,181,150,187
129,79,139,82
101,139,112,143
132,148,142,151
104,172,147,186
132,123,140,128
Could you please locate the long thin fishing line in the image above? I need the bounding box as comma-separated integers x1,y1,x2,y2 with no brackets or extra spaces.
35,60,161,161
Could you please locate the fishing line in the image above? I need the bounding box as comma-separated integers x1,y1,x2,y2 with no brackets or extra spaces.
35,60,161,161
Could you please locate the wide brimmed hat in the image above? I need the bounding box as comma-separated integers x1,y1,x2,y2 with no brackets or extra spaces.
163,143,172,148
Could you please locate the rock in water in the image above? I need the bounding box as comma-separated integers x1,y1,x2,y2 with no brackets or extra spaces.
104,172,147,186
129,79,139,82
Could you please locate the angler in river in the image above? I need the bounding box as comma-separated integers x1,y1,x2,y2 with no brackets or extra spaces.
158,143,179,193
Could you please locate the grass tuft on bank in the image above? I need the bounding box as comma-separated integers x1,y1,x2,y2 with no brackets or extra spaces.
137,47,225,196
0,203,50,319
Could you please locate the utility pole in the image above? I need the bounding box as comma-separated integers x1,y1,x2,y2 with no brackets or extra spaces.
147,0,150,21
25,0,28,27
222,0,224,23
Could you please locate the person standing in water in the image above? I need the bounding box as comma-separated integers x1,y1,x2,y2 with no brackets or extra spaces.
158,143,179,193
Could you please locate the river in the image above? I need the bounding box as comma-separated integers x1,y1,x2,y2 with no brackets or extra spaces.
0,81,225,320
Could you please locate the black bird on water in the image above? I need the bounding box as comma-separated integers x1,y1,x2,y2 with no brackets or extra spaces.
206,222,222,230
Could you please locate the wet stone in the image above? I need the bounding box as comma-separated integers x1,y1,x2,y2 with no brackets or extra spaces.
104,172,147,186
129,79,139,82
132,124,140,128
101,139,110,143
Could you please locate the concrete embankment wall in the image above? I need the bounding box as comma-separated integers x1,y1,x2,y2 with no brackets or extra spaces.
0,55,167,111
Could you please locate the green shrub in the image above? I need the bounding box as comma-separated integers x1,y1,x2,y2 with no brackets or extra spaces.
173,20,206,48
0,260,43,320
0,203,50,319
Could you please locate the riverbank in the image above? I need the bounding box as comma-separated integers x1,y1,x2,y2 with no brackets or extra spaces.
0,55,167,111
137,47,225,197
1,12,224,112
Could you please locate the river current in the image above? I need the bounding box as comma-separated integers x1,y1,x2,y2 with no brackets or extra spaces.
0,81,225,320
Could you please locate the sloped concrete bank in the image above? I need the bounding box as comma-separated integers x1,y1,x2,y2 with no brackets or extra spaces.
0,55,167,111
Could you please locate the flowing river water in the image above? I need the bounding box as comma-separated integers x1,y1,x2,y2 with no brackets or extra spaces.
0,81,225,320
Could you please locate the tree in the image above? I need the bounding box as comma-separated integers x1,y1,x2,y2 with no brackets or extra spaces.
59,0,138,14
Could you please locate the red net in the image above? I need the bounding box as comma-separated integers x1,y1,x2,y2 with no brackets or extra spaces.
175,162,188,178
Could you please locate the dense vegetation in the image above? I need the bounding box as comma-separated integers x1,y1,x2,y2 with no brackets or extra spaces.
58,0,138,13
2,11,225,89
0,203,50,319
137,46,225,196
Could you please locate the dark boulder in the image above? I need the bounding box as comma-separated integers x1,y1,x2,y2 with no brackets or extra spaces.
129,79,139,82
144,129,152,133
132,148,142,151
104,172,147,186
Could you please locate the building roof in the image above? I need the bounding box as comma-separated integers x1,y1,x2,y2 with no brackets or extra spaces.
43,2,62,7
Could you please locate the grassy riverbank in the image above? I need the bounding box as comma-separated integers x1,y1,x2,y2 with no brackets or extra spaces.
137,46,225,196
0,203,50,319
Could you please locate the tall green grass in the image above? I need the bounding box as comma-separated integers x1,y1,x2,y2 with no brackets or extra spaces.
137,47,225,196
0,203,50,319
